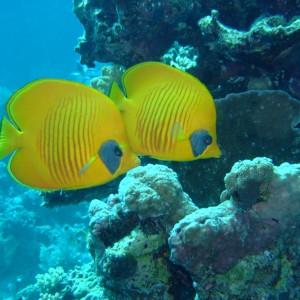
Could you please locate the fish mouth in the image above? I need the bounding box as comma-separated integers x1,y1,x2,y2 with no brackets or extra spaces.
213,145,222,158
203,143,222,158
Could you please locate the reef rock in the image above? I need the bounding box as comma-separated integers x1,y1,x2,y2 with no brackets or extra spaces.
198,10,300,64
73,0,202,67
73,1,300,97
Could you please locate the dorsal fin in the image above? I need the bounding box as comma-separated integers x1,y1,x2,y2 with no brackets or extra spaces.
122,61,203,97
5,79,104,130
109,81,126,111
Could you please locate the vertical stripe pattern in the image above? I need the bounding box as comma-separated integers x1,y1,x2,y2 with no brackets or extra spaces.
134,81,200,155
37,94,99,186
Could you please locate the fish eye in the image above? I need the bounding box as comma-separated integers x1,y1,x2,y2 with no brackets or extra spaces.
190,129,213,157
203,135,212,145
114,146,123,157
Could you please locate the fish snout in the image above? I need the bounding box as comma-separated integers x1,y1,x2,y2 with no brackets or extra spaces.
207,143,222,158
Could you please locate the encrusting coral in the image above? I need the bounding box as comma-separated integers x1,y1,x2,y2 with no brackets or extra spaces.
88,164,198,299
73,1,300,99
169,157,300,299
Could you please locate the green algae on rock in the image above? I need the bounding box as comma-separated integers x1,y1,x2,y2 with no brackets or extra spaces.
198,10,300,62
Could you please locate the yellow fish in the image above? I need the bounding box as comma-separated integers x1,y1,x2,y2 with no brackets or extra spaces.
0,79,140,190
110,62,221,161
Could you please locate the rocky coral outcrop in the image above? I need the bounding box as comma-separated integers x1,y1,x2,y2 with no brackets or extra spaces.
88,164,197,299
169,157,300,299
18,158,300,300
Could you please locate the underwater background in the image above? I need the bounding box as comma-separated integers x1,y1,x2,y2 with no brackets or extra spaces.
0,0,299,300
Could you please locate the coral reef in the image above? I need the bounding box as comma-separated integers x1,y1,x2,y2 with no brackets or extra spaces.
38,223,91,271
160,41,198,71
0,189,40,281
17,159,300,299
88,160,300,299
73,1,300,98
73,0,201,67
18,263,121,300
0,174,91,296
197,10,300,98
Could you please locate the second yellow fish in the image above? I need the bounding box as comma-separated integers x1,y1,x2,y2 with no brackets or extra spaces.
0,79,140,190
110,62,221,161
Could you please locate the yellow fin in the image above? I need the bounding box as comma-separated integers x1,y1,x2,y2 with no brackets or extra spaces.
8,148,54,190
109,81,126,111
6,79,103,130
170,122,187,141
0,117,20,159
122,62,200,97
79,155,98,175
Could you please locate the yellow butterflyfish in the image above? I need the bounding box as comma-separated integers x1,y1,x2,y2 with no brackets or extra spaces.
0,79,140,190
109,62,221,161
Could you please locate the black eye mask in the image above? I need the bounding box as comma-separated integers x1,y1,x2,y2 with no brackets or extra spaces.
99,140,123,174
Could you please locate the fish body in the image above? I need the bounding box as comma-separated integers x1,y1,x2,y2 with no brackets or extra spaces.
110,62,221,161
0,79,140,190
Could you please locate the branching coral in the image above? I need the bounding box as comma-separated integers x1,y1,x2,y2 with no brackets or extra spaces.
160,41,199,71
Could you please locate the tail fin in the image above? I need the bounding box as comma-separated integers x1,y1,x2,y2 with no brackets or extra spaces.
0,117,19,159
109,81,126,111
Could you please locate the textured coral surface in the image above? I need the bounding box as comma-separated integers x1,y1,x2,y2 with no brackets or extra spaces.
169,158,300,299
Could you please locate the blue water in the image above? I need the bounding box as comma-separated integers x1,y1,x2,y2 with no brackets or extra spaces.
0,1,89,298
0,0,82,90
